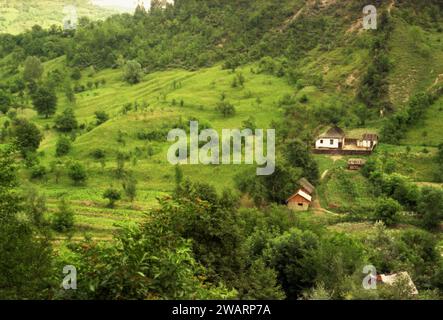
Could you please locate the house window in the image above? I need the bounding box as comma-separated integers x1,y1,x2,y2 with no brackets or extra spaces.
320,140,323,144
330,139,334,145
298,203,303,206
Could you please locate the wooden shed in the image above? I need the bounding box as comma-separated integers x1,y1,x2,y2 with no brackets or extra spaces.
287,189,312,211
347,158,367,170
298,178,315,195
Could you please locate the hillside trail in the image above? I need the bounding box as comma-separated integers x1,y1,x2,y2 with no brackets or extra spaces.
276,0,326,32
388,0,396,14
277,6,305,32
311,168,338,215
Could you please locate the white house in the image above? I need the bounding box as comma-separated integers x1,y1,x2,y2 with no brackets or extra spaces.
315,126,346,150
357,133,379,149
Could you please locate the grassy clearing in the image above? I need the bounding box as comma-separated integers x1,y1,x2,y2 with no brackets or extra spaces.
318,168,376,214
375,144,439,182
0,0,118,34
10,63,295,238
388,17,443,106
402,97,443,147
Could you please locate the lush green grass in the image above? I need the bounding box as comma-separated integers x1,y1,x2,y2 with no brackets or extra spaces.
8,63,295,238
375,144,439,182
318,167,376,214
401,97,443,147
388,17,443,107
0,0,118,34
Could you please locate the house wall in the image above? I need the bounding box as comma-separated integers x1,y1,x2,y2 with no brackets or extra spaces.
357,140,378,149
313,149,373,156
288,195,310,211
315,138,342,149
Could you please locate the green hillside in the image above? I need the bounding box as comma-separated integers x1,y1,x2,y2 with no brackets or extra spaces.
0,0,119,34
1,0,443,301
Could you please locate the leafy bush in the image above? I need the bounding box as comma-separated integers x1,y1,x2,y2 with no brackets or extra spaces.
103,188,122,208
54,108,78,132
68,162,87,185
56,136,72,157
30,165,47,180
52,199,75,233
95,111,109,125
373,198,402,226
123,60,142,84
12,118,43,156
216,101,236,117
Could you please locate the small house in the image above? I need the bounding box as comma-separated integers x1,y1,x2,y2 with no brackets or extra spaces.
357,133,379,149
347,158,367,170
298,178,315,195
377,272,418,295
315,126,346,150
287,178,315,211
287,189,312,211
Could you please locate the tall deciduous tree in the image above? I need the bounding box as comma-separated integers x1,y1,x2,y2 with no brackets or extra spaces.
12,118,43,156
123,60,142,85
32,86,57,118
23,56,44,83
0,147,53,299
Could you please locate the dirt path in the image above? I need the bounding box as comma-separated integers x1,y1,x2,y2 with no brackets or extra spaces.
321,169,329,181
277,7,305,32
414,182,443,189
311,169,339,215
388,0,396,14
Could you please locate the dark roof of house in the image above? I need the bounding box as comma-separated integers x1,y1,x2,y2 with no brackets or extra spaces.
319,126,345,139
362,133,378,141
298,178,315,194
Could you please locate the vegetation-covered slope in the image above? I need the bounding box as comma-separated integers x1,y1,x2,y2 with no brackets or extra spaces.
0,0,119,34
1,0,443,301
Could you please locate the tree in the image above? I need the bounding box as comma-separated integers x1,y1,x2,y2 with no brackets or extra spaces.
71,67,82,80
103,188,121,208
0,90,11,114
122,176,137,202
216,101,236,117
0,147,53,299
54,108,78,132
61,213,236,300
284,140,319,184
68,162,87,185
265,228,320,299
242,116,257,131
32,86,57,118
175,165,184,186
12,118,43,156
418,187,443,230
237,259,286,300
64,82,76,104
95,111,109,125
236,163,301,205
123,60,142,84
22,187,47,228
52,198,75,233
56,136,72,157
374,198,402,226
172,181,245,284
437,144,443,165
23,56,43,83
115,151,127,178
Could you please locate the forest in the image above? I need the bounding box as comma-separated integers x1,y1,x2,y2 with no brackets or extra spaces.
0,0,443,300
